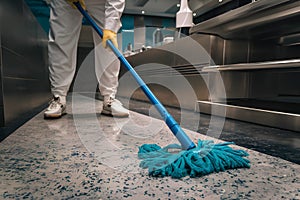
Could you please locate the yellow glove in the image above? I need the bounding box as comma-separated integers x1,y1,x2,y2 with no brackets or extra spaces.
102,29,118,49
66,0,86,10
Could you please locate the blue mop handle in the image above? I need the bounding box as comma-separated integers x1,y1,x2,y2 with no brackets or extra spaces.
74,2,196,150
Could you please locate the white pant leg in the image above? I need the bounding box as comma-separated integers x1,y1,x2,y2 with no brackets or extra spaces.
93,38,120,99
48,0,83,101
86,0,121,99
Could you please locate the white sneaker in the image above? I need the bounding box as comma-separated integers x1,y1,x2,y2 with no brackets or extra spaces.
44,96,66,118
102,97,129,118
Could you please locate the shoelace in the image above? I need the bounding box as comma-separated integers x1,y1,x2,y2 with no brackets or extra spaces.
49,98,60,109
106,97,114,105
106,98,122,106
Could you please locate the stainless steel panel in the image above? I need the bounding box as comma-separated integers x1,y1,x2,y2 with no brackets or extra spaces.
210,35,225,65
249,71,279,98
0,0,50,128
2,1,39,58
190,0,300,40
0,107,4,127
0,31,3,126
247,69,300,99
2,48,44,79
118,38,212,108
171,34,213,66
202,60,300,103
280,45,300,61
189,34,211,54
190,0,300,64
214,71,250,100
189,0,234,16
186,34,225,66
249,41,279,63
118,35,215,109
279,33,300,46
196,101,300,132
119,20,300,132
224,40,249,64
0,32,2,107
118,36,212,106
123,48,175,68
119,62,210,108
3,77,49,124
190,33,285,65
187,74,209,101
118,72,205,110
278,71,300,96
202,59,300,71
126,34,224,68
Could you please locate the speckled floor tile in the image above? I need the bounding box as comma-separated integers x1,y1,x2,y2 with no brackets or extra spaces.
0,94,299,199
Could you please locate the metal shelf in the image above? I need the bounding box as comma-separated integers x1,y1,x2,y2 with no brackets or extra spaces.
202,59,300,72
190,0,300,40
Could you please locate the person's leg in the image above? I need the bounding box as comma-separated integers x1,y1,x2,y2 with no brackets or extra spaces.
87,0,129,117
45,0,82,118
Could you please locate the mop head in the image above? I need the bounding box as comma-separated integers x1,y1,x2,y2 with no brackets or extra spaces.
138,139,250,178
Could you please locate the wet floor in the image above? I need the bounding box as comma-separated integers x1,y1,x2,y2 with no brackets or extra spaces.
128,98,300,164
0,94,299,199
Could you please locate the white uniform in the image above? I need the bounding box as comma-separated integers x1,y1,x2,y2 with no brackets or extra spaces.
48,0,125,104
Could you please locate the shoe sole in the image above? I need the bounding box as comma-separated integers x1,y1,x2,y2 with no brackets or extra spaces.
44,110,67,119
101,109,129,118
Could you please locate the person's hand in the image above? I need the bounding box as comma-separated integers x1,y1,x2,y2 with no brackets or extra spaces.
66,0,86,10
102,29,118,49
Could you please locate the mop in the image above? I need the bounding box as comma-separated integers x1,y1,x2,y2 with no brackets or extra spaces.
74,2,250,178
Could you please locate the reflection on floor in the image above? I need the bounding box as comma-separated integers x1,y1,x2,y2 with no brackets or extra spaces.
0,94,299,199
128,98,300,164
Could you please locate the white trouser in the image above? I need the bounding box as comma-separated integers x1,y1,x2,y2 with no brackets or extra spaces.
48,0,120,104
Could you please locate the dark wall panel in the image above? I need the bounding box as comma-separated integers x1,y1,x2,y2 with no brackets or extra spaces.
0,0,50,138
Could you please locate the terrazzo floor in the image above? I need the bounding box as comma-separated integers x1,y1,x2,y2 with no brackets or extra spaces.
0,94,299,199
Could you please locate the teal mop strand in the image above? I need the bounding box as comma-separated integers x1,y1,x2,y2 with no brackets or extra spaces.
138,139,250,178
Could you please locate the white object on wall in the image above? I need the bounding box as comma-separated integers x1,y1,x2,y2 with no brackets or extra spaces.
176,0,193,28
